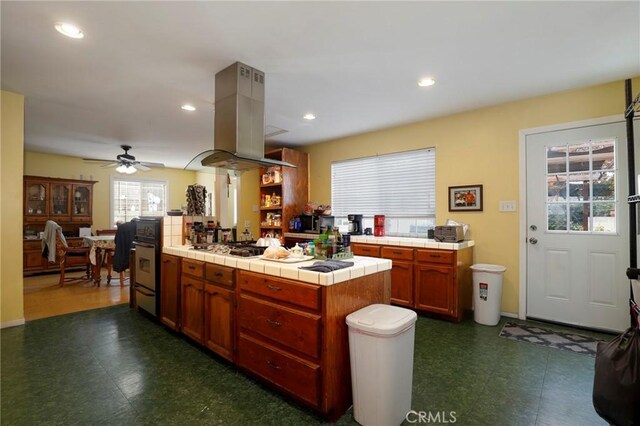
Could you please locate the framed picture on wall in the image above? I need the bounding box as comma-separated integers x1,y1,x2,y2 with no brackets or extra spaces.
448,184,483,211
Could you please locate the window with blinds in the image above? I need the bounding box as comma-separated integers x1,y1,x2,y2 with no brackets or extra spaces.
331,148,436,235
112,178,167,225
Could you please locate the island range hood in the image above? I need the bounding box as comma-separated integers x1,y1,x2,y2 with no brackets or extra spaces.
200,62,294,171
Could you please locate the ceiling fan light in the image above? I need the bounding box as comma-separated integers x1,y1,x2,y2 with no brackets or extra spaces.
125,165,137,174
115,164,128,173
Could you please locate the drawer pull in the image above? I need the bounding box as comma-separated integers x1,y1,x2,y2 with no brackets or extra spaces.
266,318,282,327
266,360,281,370
393,251,402,255
188,265,196,270
266,284,282,291
214,272,223,278
429,254,441,258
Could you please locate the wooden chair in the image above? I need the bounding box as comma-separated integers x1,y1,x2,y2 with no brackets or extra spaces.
96,229,117,285
55,230,91,286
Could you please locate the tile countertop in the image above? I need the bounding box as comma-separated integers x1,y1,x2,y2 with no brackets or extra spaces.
163,246,391,286
284,233,475,251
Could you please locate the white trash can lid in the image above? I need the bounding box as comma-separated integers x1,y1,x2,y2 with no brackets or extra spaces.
470,264,507,273
346,304,417,335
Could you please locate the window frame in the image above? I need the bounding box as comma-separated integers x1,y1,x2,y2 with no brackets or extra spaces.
110,175,169,226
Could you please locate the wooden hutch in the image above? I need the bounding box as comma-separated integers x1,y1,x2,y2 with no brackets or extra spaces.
23,175,97,275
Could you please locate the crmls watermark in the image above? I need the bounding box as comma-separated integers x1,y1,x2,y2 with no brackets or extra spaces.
405,410,458,424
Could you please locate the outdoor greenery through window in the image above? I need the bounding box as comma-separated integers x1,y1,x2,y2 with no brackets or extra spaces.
331,148,436,236
546,139,616,233
112,178,167,225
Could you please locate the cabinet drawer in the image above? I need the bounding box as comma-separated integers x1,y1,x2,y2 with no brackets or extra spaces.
239,294,321,359
351,243,381,257
416,249,454,265
182,258,204,278
239,271,320,311
205,263,235,287
381,246,414,261
238,334,320,408
23,240,42,250
181,274,204,291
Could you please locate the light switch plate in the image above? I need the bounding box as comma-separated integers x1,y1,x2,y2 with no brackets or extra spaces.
244,220,251,228
252,204,259,212
499,200,517,212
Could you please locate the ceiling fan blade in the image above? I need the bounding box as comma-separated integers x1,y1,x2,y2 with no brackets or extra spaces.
133,163,151,172
82,157,112,162
101,162,119,168
139,161,165,168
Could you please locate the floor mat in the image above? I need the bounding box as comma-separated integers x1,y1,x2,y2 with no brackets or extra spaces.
499,321,605,356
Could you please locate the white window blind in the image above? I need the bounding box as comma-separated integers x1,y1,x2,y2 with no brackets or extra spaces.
112,178,167,225
331,148,436,218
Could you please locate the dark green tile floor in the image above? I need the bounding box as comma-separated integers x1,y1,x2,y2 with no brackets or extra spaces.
1,305,611,425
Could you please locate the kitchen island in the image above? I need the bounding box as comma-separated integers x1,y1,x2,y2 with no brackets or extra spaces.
160,246,391,421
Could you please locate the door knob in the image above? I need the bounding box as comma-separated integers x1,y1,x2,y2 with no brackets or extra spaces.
529,237,538,244
529,225,537,231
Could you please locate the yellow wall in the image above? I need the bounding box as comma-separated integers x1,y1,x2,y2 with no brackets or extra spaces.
1,91,25,326
298,77,640,315
24,152,198,230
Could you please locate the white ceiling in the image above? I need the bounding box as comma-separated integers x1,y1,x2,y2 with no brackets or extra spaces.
2,1,639,169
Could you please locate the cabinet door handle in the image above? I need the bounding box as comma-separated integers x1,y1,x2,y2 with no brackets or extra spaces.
266,360,281,370
266,284,281,291
266,319,282,327
162,259,171,263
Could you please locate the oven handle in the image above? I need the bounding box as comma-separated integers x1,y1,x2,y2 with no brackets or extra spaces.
135,285,155,297
135,242,155,249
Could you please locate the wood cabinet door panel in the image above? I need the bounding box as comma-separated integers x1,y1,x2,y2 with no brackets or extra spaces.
239,271,320,311
181,276,204,343
161,254,181,331
239,294,321,359
350,244,381,257
381,246,414,261
414,264,454,315
238,334,320,408
390,261,414,307
24,251,45,269
415,249,454,265
204,284,234,361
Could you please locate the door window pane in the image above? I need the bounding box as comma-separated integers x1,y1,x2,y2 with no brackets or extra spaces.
568,143,590,172
547,146,567,174
569,203,590,231
592,172,614,201
593,140,615,170
547,175,567,202
593,202,616,233
548,204,567,231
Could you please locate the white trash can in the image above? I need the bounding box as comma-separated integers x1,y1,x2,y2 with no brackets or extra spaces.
471,264,507,326
346,304,417,426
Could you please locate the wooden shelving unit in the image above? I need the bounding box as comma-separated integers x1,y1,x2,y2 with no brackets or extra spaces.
258,148,308,243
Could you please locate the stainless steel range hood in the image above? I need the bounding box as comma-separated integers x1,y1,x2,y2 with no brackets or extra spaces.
200,62,294,171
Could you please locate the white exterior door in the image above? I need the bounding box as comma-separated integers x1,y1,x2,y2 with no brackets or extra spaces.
525,121,631,332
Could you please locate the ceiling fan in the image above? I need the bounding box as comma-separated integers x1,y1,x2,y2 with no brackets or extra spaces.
83,145,165,174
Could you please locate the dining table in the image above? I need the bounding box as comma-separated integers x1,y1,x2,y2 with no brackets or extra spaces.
83,235,115,286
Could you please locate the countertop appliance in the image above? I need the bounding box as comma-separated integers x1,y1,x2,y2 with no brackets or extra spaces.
348,214,363,235
133,217,163,317
434,225,465,243
300,215,334,234
318,215,335,233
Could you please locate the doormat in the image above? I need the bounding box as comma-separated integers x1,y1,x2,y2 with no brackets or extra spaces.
499,321,605,356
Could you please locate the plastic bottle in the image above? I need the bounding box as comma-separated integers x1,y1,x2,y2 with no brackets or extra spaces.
307,241,315,256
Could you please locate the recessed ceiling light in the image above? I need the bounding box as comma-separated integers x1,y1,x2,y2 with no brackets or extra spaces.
181,104,196,112
54,22,84,39
418,78,436,87
303,113,316,120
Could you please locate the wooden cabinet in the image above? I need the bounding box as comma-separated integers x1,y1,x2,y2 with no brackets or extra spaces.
160,254,181,330
23,237,86,274
181,259,205,344
23,176,97,275
24,176,96,225
259,148,308,242
355,243,473,322
203,263,236,362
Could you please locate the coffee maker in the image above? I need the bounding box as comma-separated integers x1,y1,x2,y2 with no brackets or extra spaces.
347,214,363,235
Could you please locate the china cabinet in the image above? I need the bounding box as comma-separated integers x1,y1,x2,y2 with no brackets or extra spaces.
23,176,97,275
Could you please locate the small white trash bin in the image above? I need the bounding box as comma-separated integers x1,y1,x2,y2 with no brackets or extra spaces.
471,264,507,326
346,304,417,426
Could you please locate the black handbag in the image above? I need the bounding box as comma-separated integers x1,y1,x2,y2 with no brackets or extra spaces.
593,324,640,425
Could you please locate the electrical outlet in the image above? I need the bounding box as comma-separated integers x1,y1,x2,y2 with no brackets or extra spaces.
499,200,517,212
244,220,251,228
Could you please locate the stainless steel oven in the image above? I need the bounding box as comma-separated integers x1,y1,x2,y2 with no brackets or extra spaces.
133,217,162,317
